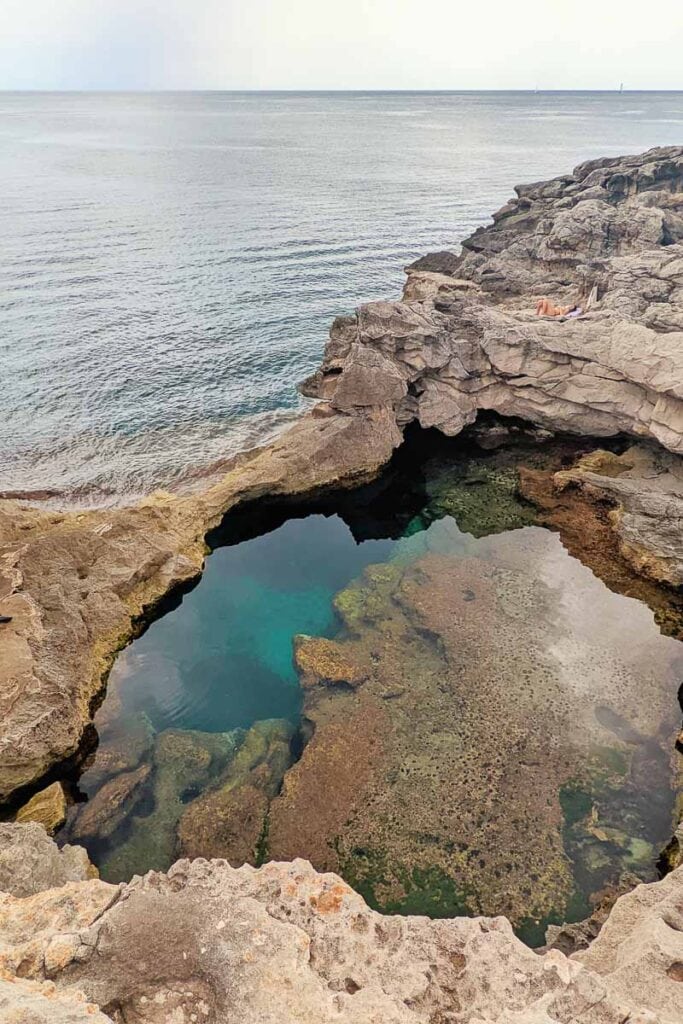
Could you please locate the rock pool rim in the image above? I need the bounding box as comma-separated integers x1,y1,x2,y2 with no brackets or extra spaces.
4,144,683,807
20,420,682,943
4,416,680,820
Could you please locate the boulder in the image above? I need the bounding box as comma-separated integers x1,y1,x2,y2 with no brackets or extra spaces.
16,782,67,835
71,764,151,842
0,823,96,898
177,719,295,864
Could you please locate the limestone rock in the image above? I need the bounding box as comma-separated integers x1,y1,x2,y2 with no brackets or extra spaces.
555,443,683,585
16,782,67,835
177,719,295,864
0,407,400,804
0,824,681,1024
293,635,367,689
574,868,683,1023
0,823,97,898
2,147,683,807
71,764,151,842
0,975,111,1023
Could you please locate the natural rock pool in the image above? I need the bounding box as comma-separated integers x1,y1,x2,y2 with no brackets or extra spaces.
62,429,683,946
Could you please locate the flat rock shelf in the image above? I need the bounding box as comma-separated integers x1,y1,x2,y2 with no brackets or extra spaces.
58,431,683,946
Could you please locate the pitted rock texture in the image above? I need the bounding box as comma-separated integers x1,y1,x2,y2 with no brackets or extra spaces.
0,974,111,1024
267,527,682,931
303,147,683,547
0,827,682,1024
554,443,683,586
0,823,97,898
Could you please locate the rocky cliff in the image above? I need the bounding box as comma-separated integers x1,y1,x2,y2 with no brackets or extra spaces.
2,147,683,803
0,823,682,1024
304,146,683,451
302,145,683,584
2,147,683,1021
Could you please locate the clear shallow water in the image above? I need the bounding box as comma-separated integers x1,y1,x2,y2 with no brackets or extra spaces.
111,513,396,733
65,437,682,940
3,90,683,499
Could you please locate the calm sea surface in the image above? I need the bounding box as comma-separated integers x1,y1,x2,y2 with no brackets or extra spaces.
2,91,683,501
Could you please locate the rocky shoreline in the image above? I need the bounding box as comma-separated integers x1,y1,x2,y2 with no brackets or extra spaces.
1,145,683,1021
0,823,681,1024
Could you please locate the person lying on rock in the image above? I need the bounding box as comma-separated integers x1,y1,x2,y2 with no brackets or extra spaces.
535,297,583,318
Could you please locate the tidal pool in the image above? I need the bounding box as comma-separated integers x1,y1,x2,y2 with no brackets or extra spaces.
63,432,683,945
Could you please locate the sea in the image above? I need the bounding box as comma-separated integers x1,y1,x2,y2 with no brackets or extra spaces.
2,90,683,503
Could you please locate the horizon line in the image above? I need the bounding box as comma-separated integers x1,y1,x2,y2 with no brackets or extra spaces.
2,87,683,94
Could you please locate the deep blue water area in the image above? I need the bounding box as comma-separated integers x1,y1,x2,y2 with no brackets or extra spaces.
115,512,396,734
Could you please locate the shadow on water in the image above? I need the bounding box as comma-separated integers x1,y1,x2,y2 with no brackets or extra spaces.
39,420,682,946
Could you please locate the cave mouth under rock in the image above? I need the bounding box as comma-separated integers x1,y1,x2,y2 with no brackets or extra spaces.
58,422,683,948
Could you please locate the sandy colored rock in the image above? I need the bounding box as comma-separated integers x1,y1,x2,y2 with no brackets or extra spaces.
555,443,683,586
16,782,67,835
293,635,367,689
0,974,111,1023
0,409,400,803
0,823,97,898
0,825,682,1024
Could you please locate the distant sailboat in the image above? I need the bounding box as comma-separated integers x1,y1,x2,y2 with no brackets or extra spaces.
619,82,624,92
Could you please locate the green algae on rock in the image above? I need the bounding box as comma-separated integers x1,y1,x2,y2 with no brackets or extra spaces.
96,727,242,881
53,432,682,936
267,525,683,935
177,718,295,864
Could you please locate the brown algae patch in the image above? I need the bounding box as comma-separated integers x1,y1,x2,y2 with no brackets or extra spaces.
58,434,682,939
267,526,683,935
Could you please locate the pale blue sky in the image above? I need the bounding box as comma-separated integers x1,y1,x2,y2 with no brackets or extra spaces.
1,0,681,91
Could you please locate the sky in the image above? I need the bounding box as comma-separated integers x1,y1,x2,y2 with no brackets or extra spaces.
1,0,681,91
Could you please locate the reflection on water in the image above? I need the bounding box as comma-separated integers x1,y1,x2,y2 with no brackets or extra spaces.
109,515,395,735
62,436,682,944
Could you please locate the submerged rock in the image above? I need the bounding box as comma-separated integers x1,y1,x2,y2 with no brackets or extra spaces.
1,147,683,805
268,529,682,932
177,718,295,863
84,711,155,789
99,728,240,881
293,635,367,689
16,782,67,835
71,764,151,842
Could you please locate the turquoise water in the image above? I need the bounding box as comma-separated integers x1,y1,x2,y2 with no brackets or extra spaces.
65,435,681,935
113,513,396,733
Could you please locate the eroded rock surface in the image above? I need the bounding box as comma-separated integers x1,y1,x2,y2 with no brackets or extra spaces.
0,826,682,1024
0,410,400,801
0,823,97,898
304,146,683,579
555,443,683,586
16,781,67,835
